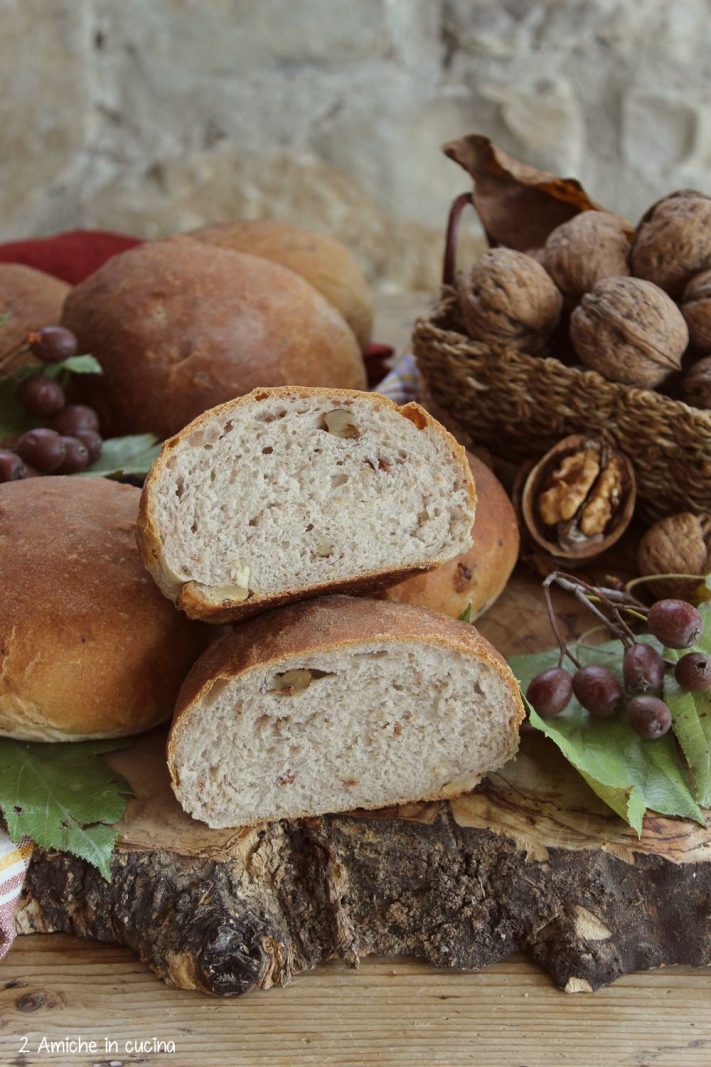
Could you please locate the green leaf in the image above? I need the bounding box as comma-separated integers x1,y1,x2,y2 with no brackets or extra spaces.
0,738,132,880
511,640,705,834
458,602,473,623
80,433,161,479
665,603,711,806
0,375,35,438
48,353,101,377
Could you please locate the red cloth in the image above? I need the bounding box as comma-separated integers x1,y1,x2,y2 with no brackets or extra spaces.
0,229,143,285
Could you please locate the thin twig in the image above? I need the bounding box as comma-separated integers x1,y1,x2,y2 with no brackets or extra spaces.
543,573,581,669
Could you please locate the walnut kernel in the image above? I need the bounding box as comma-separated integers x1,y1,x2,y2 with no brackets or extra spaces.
537,449,600,525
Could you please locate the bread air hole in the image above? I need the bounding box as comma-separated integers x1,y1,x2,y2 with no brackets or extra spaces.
203,678,231,707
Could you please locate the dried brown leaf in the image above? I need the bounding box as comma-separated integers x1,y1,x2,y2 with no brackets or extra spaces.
443,134,606,251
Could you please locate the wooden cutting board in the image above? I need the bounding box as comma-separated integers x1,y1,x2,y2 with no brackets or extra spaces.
15,570,711,996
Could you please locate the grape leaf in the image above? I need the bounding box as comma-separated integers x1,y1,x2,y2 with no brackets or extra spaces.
0,738,132,880
80,433,161,479
510,640,705,834
664,603,711,806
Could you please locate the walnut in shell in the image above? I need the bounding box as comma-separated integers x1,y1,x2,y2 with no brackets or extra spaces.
569,276,689,388
630,190,711,298
681,269,711,355
681,355,711,410
457,248,563,353
521,435,635,562
543,211,631,301
638,512,711,600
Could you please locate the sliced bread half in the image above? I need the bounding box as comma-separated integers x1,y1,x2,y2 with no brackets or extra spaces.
137,387,476,622
168,595,524,828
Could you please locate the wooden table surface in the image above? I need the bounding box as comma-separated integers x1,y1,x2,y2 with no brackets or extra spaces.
1,293,709,1067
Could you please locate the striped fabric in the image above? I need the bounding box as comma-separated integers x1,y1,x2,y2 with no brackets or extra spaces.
0,833,33,960
0,352,420,963
376,352,422,405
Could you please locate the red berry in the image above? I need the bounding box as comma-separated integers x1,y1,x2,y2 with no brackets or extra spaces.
27,326,77,363
647,599,702,649
573,665,624,717
49,404,100,436
16,428,66,472
526,667,573,718
17,374,66,417
0,450,28,482
56,436,90,474
628,696,673,739
75,430,102,465
675,652,711,692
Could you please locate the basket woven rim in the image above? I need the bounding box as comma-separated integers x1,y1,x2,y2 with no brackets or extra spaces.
413,286,711,434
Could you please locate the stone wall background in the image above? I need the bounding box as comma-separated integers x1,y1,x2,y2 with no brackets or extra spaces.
1,0,710,291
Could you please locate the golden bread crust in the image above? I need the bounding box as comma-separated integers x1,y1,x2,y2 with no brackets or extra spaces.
190,219,373,351
62,237,366,439
377,454,519,620
0,477,209,741
0,263,70,352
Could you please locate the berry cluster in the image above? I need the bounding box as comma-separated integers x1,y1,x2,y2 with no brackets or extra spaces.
0,326,102,481
526,573,709,740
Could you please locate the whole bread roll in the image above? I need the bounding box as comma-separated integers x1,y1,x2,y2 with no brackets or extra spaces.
0,478,208,741
137,386,476,624
168,595,525,828
190,219,373,351
377,454,519,620
0,263,70,352
62,236,366,439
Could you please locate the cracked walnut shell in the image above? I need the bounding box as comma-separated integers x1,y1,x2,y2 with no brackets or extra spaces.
631,189,711,298
522,435,635,561
543,211,631,301
570,276,688,388
457,248,563,353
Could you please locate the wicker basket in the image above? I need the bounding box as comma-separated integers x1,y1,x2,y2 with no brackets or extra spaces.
413,286,711,524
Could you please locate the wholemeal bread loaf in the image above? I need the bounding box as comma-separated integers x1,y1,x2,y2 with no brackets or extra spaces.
62,237,366,439
137,386,476,623
0,477,209,741
168,595,524,828
190,219,373,351
376,454,519,620
0,263,70,354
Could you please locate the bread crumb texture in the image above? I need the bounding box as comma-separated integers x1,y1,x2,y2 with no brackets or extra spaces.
142,388,475,606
